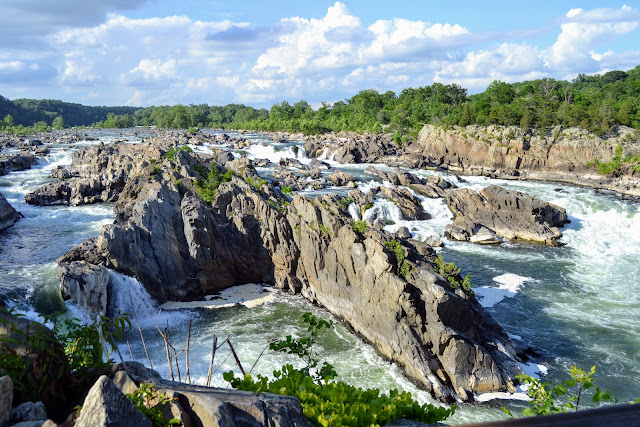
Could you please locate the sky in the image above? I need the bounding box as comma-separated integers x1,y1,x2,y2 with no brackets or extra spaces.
0,1,639,108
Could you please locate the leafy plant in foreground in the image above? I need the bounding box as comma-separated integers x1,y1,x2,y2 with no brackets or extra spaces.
126,383,181,426
194,164,235,203
224,312,454,426
502,365,613,418
433,253,474,294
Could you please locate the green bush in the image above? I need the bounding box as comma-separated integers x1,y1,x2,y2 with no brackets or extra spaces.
195,164,235,203
163,146,193,161
384,240,413,278
503,365,614,418
338,196,353,210
433,254,474,294
281,185,293,196
126,383,181,426
224,313,454,426
352,220,368,234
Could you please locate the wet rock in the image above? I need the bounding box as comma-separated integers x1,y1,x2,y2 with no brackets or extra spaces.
396,226,412,239
444,185,569,246
0,376,12,427
0,193,22,231
309,159,330,170
327,171,355,186
0,153,38,176
76,376,151,427
58,261,109,317
378,187,430,220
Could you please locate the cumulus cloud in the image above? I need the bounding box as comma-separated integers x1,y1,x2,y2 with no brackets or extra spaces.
1,2,639,106
0,0,149,47
546,5,640,71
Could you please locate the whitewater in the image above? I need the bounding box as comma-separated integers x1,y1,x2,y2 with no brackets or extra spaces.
1,130,638,424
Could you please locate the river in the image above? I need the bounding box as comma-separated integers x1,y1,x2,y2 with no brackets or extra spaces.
1,129,638,424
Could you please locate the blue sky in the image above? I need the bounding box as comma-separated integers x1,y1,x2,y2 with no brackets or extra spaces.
0,1,639,108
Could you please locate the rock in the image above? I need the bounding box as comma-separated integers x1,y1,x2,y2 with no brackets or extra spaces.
0,153,38,176
26,143,163,206
0,193,22,231
9,402,47,424
0,376,12,427
114,362,311,427
0,311,69,414
217,151,234,165
327,171,355,186
59,152,526,402
75,376,151,427
364,166,454,198
309,159,330,170
378,187,431,220
112,371,139,396
396,226,412,239
58,262,109,317
444,185,569,246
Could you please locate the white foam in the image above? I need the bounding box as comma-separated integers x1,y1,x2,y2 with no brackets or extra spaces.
474,274,532,308
160,283,275,310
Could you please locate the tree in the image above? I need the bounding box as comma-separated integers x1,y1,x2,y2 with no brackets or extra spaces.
3,114,13,127
52,116,65,130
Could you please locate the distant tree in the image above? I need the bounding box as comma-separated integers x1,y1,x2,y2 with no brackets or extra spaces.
52,116,65,130
4,114,13,127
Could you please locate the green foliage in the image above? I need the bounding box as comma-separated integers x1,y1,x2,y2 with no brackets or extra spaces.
245,176,268,191
53,312,131,385
318,223,330,237
195,164,235,203
224,313,454,426
588,144,639,176
338,196,353,210
126,383,181,427
163,145,193,161
433,254,474,294
384,239,413,277
52,116,65,129
503,366,613,418
281,185,293,196
352,220,368,234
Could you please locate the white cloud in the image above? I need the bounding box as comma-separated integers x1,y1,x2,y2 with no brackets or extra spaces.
1,2,639,106
546,5,640,71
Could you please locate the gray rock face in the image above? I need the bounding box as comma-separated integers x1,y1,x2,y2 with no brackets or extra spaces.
378,186,431,220
444,185,569,246
76,376,151,427
58,261,109,317
364,166,455,198
59,154,526,402
26,143,163,206
9,402,46,424
0,193,22,231
0,376,12,427
112,362,311,427
0,153,38,176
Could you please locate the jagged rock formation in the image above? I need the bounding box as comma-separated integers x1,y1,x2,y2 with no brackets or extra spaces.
444,185,570,246
0,152,38,176
25,143,166,206
0,193,21,231
58,147,527,402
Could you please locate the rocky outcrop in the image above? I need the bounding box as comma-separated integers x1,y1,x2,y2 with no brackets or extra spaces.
0,152,38,176
26,143,164,206
58,262,110,317
444,185,569,246
412,124,640,198
0,193,21,231
378,186,430,220
364,166,456,198
58,151,526,402
112,362,311,427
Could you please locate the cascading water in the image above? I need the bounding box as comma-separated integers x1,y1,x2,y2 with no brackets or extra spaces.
2,129,639,425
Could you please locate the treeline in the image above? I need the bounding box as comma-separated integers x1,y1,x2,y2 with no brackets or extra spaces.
2,65,639,138
0,95,138,132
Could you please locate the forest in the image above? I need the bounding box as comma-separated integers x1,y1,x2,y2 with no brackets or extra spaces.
1,65,639,139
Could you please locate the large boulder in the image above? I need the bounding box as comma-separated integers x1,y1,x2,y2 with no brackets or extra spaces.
0,193,21,231
444,185,569,246
0,376,12,427
75,376,152,427
58,261,110,317
0,153,38,176
112,362,311,427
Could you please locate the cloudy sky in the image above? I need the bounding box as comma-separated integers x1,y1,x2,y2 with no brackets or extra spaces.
1,1,639,107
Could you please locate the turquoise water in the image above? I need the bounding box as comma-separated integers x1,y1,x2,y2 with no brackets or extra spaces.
1,130,638,424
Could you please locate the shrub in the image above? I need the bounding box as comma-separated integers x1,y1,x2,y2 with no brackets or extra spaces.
433,254,474,294
163,146,193,161
281,185,293,196
126,383,181,426
352,220,368,234
224,313,454,426
195,164,235,203
338,196,353,210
